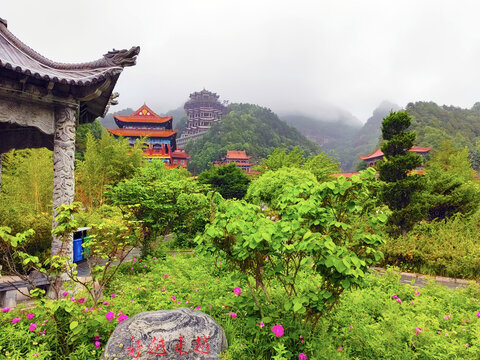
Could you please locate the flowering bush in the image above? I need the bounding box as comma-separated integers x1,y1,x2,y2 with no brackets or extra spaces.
2,254,480,359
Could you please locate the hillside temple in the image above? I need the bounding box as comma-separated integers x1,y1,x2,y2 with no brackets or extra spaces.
107,104,190,168
359,146,432,168
176,89,229,147
214,150,254,173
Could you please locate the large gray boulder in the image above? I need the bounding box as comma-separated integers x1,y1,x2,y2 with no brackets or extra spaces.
103,308,228,359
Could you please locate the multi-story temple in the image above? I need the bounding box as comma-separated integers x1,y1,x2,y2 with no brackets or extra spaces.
214,150,254,173
176,89,229,147
107,104,190,168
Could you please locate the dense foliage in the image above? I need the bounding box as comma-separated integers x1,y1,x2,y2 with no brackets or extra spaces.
76,132,143,210
3,254,480,359
254,147,340,182
106,161,210,254
185,103,321,173
197,168,385,325
197,163,250,199
0,149,53,265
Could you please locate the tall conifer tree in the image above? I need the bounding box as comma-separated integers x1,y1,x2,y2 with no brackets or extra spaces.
378,111,424,235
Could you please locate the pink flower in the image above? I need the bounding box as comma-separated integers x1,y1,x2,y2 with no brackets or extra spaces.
27,313,35,320
62,292,68,297
77,298,85,304
260,321,265,328
111,293,116,298
95,341,101,348
233,287,242,296
195,306,201,310
337,347,343,351
171,296,176,301
164,274,170,278
415,290,420,295
477,311,480,317
34,354,38,357
349,325,353,329
29,323,37,332
2,307,10,313
228,312,237,318
466,344,470,348
397,298,402,304
70,297,75,302
272,324,284,337
410,301,415,305
415,327,423,335
104,302,109,306
444,315,452,320
11,317,21,324
391,295,398,299
105,312,115,321
118,314,129,324
299,353,307,360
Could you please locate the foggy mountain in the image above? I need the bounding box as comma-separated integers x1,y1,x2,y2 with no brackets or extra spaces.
282,101,400,170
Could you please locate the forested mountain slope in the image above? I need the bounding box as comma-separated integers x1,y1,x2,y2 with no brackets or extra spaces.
185,103,322,173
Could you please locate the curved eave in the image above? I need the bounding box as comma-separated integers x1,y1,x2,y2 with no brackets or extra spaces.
0,19,139,123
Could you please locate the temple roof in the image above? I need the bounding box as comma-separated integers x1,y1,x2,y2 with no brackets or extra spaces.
171,150,191,159
107,128,177,138
0,18,139,123
226,150,251,160
359,146,432,160
114,104,172,124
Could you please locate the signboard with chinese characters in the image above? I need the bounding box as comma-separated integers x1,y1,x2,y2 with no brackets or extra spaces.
103,308,227,359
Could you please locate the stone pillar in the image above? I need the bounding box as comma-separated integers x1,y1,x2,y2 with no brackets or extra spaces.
51,106,76,258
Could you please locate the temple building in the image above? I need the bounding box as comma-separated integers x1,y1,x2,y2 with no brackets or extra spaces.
214,150,253,173
359,146,432,167
176,89,229,147
107,104,190,168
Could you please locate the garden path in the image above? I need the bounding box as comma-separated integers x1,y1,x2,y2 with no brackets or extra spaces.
371,267,479,290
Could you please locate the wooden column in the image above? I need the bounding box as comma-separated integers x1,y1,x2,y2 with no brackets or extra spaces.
51,106,76,258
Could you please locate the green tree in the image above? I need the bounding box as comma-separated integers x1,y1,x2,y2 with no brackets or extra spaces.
378,111,425,235
0,148,53,266
106,161,209,255
256,147,305,173
246,167,318,208
75,120,103,161
75,132,143,210
197,163,251,199
301,152,340,182
422,141,480,220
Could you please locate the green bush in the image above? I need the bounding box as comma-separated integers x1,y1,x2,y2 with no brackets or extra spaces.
381,214,480,279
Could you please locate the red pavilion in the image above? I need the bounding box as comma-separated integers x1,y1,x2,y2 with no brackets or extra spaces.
107,104,190,168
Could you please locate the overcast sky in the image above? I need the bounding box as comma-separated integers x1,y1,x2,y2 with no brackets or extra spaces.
3,1,480,123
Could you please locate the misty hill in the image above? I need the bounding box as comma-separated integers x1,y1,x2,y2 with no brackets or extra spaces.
185,103,322,173
281,102,399,170
407,101,480,149
100,108,134,129
100,106,187,132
